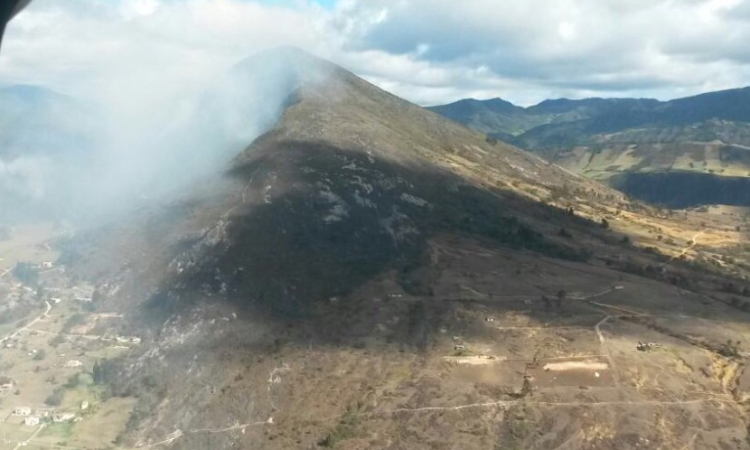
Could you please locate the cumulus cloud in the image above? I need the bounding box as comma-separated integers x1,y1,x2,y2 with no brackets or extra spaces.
328,0,750,103
3,0,750,109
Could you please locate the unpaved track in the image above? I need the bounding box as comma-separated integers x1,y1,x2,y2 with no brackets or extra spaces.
24,327,109,340
137,420,270,449
350,397,733,419
3,300,51,341
673,230,705,260
12,424,45,450
595,315,620,386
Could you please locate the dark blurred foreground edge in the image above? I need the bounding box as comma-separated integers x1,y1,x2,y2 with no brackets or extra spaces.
0,0,32,49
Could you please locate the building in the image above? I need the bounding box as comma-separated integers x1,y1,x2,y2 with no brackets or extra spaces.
0,381,14,395
24,416,40,426
80,401,89,411
12,407,31,416
115,336,141,345
35,408,53,417
64,360,83,368
52,412,76,423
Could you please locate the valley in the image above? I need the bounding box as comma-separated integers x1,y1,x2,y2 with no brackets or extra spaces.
0,225,137,449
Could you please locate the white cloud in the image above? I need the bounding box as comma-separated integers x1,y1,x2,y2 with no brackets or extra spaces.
327,0,750,104
2,0,750,108
3,0,750,221
120,0,160,20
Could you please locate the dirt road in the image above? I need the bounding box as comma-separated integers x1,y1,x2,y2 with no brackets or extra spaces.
595,315,620,385
3,300,52,341
138,420,270,449
12,424,45,450
673,230,705,260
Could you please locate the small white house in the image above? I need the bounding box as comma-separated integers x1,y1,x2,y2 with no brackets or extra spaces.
24,416,40,426
64,360,83,368
80,401,89,411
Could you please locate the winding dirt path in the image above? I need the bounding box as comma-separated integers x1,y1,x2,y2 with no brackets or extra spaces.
673,230,705,260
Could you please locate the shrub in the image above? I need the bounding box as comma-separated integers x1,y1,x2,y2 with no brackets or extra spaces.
44,388,65,406
33,349,46,361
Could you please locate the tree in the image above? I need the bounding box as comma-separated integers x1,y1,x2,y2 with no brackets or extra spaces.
44,388,64,406
601,218,609,229
555,290,566,308
33,349,46,361
92,361,103,385
13,262,39,286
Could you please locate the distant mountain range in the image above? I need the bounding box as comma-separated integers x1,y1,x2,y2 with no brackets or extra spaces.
429,87,750,207
0,84,100,159
0,84,103,222
429,87,750,141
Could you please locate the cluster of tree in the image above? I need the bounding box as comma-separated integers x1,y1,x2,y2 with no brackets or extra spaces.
727,296,750,312
721,282,750,296
44,387,65,406
541,290,567,308
13,262,39,286
719,339,742,358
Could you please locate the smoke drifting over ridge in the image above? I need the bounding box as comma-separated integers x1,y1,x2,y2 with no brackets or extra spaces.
0,48,329,225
